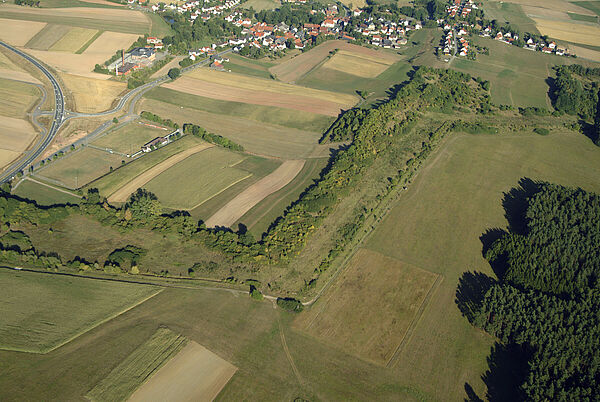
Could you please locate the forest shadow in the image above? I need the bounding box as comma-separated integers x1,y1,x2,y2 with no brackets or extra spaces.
455,271,496,322
501,177,541,235
464,343,529,402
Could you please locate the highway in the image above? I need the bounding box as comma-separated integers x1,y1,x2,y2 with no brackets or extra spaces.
0,41,65,184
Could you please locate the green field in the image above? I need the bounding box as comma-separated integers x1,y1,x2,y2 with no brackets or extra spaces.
85,135,204,198
141,99,321,159
0,78,41,118
147,12,174,37
237,157,329,237
0,269,160,353
0,11,148,35
87,328,187,401
361,129,600,399
144,87,333,133
75,29,103,54
568,11,599,22
13,179,81,206
92,122,170,155
572,1,600,17
25,24,70,50
239,0,280,10
224,54,275,79
36,147,125,189
144,148,274,210
481,0,539,34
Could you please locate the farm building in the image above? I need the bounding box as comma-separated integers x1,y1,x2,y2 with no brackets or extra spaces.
142,137,168,152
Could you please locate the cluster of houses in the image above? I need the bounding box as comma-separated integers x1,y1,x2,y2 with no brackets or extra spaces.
355,17,418,48
440,25,470,57
188,7,354,57
149,0,241,21
446,0,478,19
479,27,572,57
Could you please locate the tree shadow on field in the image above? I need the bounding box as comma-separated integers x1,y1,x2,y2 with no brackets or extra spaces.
455,271,496,323
501,177,541,235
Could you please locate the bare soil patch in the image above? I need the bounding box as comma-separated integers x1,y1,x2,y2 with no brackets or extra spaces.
108,143,213,203
0,18,46,47
205,159,305,228
128,341,237,402
321,50,394,78
164,77,349,116
270,40,399,83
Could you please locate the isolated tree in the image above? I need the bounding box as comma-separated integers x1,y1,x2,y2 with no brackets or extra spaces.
167,67,181,80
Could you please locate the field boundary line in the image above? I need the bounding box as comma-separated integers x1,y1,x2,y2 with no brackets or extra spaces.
24,176,82,198
385,274,444,369
0,288,164,354
184,173,253,212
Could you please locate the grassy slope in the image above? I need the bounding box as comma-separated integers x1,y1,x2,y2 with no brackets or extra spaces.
92,122,168,155
144,87,333,133
363,130,600,399
13,179,81,206
0,269,160,353
572,1,600,17
480,0,540,34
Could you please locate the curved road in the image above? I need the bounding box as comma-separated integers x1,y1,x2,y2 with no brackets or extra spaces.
0,41,65,184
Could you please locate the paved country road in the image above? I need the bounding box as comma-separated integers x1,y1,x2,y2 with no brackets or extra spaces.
0,41,65,184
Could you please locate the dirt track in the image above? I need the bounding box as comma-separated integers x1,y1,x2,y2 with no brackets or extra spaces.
108,143,213,203
205,159,305,228
128,341,237,402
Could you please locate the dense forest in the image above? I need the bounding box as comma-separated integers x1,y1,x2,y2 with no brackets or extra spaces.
552,65,600,144
460,182,600,400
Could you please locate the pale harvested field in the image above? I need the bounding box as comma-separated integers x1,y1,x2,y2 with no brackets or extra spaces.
205,159,305,228
322,50,394,78
532,17,600,46
23,49,113,79
0,78,41,118
295,248,439,366
0,116,37,153
569,44,600,61
0,18,46,47
60,73,126,113
108,143,213,202
494,0,596,15
186,68,356,106
50,27,99,53
270,40,399,83
520,4,572,20
83,31,139,56
0,5,148,23
0,50,40,84
164,77,352,116
128,341,237,402
0,149,20,170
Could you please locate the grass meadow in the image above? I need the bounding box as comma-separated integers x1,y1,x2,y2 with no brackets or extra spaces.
480,0,539,34
25,24,70,50
144,87,334,133
140,99,322,159
36,147,125,189
0,269,160,353
92,122,169,155
48,27,99,52
87,328,187,401
13,179,81,206
361,129,600,399
86,135,204,198
144,148,279,211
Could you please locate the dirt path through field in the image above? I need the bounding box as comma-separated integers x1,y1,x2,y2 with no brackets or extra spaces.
108,143,213,203
128,341,237,402
205,159,305,228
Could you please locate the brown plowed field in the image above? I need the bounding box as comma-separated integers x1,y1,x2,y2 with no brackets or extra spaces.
270,40,400,83
108,143,213,203
164,77,349,116
0,18,47,47
205,159,305,228
128,341,237,402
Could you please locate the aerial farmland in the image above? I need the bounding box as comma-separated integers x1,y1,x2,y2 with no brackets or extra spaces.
2,0,600,400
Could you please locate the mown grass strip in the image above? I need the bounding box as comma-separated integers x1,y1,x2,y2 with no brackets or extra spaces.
75,29,104,54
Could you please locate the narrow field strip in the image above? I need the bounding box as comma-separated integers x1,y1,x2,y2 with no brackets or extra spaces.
205,160,305,228
108,143,213,203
